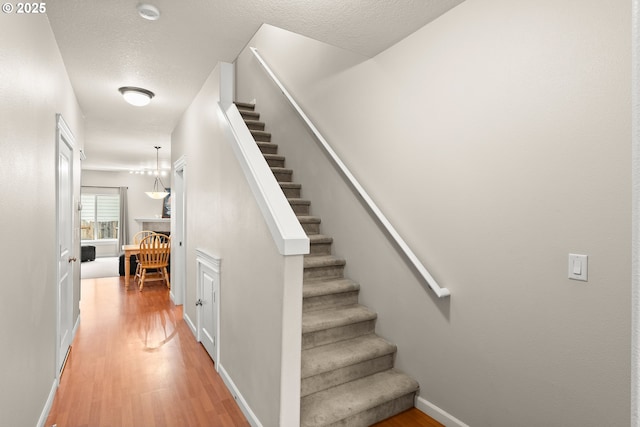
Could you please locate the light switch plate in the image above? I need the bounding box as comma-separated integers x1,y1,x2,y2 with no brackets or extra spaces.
568,254,588,281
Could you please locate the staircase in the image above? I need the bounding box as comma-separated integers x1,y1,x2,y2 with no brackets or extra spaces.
235,102,419,427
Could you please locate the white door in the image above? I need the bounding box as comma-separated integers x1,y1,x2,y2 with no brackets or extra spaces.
171,158,186,305
56,115,75,376
196,251,219,366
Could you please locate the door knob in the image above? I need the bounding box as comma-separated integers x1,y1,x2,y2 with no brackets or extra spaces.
68,257,77,263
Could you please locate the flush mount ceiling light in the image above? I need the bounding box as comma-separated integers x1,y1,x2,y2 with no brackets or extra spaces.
118,86,155,107
145,146,169,199
137,3,160,21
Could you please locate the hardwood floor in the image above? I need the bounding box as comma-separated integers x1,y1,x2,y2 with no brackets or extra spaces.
45,277,249,427
45,276,442,427
373,408,444,427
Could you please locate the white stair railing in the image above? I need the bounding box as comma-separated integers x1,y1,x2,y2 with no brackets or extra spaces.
250,47,450,298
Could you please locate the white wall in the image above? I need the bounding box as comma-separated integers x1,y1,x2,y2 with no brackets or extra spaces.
172,64,295,426
0,13,84,427
236,0,631,424
81,170,167,256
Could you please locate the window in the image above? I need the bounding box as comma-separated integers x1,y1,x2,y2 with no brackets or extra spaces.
81,193,120,241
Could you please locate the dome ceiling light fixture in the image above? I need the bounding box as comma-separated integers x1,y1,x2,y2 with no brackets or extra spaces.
118,86,155,107
145,146,169,200
137,3,161,21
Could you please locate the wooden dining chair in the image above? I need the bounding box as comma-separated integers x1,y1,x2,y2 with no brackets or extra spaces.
132,230,156,283
137,233,171,291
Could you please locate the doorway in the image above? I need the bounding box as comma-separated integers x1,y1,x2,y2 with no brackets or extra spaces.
172,156,186,306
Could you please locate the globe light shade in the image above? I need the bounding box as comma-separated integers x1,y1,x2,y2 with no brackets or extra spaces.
118,86,155,107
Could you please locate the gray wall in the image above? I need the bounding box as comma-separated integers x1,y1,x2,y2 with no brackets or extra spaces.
172,64,292,426
0,14,84,427
236,0,631,424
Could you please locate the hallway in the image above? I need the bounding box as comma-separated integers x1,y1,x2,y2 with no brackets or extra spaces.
45,277,249,427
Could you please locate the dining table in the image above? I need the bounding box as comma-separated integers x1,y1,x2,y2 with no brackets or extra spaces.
121,244,140,289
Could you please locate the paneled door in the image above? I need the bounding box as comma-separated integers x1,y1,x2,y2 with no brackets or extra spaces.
56,115,75,377
196,250,220,366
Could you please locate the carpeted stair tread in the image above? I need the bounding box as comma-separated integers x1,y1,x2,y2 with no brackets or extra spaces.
251,130,271,141
243,119,265,131
300,369,419,427
256,141,278,154
301,335,396,379
304,255,346,269
302,305,376,334
263,154,285,161
303,278,359,297
307,234,333,245
298,215,321,223
234,101,255,110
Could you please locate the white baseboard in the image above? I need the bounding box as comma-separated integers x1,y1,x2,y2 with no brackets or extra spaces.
218,363,263,427
72,313,80,341
184,312,197,337
415,395,470,427
37,378,58,427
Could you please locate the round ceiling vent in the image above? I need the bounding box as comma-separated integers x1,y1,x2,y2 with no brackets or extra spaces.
137,3,160,21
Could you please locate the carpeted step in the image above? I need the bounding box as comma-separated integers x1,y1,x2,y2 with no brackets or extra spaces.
300,369,419,427
303,278,359,312
264,154,285,167
301,335,397,397
304,255,345,280
308,234,333,256
243,119,265,131
289,198,311,215
251,130,271,142
280,182,302,198
298,215,322,235
257,141,278,155
302,305,376,349
272,167,293,182
234,101,255,110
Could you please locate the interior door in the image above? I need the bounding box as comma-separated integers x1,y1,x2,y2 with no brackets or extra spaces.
196,251,219,366
57,115,75,376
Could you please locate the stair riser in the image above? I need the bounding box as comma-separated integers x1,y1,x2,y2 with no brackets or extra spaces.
252,132,271,142
309,242,332,256
282,187,301,198
246,122,265,131
302,320,375,350
304,264,344,281
273,170,293,182
266,158,285,167
257,143,278,155
291,203,310,215
324,393,416,427
301,222,320,234
239,111,259,121
303,291,359,313
301,354,395,397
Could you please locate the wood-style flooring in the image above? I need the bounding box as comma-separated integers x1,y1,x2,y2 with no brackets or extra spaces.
45,276,442,427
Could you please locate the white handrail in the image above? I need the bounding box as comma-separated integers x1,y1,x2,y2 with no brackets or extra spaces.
249,47,450,298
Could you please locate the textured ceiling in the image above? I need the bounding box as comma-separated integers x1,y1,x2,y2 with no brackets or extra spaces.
46,0,464,171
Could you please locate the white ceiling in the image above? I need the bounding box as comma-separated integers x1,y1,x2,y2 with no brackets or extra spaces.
46,0,464,172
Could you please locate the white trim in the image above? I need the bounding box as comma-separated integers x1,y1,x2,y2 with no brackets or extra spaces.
218,363,263,427
249,47,450,298
415,396,469,427
632,0,640,425
72,313,80,341
184,312,197,337
36,378,59,427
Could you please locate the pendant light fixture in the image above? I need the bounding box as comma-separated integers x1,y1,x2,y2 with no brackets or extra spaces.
145,146,169,199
